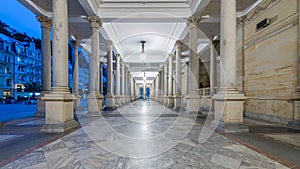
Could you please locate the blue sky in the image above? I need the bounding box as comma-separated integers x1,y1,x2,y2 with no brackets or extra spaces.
0,0,41,38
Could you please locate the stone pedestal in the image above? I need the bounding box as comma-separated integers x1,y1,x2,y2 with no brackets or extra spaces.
114,95,122,106
167,96,174,107
211,92,249,133
174,95,182,109
35,94,46,117
87,92,103,115
106,95,115,110
74,95,81,109
41,93,78,133
186,95,201,113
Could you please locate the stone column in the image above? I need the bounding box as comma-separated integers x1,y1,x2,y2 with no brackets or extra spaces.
105,40,115,109
167,54,174,107
155,75,159,101
87,16,103,114
131,74,134,101
174,40,182,108
121,62,125,104
72,41,81,109
163,64,168,104
210,41,217,96
100,62,104,94
41,0,77,133
160,69,163,103
115,54,122,106
36,16,51,117
186,16,201,113
126,67,130,102
211,0,248,133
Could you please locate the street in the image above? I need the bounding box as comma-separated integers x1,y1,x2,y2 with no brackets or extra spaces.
0,103,36,122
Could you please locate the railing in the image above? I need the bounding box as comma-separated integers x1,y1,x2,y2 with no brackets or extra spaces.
199,88,210,96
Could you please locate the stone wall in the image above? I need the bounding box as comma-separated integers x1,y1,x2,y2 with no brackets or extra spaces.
242,0,298,123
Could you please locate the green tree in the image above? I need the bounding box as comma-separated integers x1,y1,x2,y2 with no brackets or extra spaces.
24,81,41,96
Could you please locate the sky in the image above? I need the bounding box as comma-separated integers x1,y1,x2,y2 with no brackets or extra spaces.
0,0,41,38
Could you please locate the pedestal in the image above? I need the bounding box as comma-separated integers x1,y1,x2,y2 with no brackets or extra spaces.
35,95,46,117
114,95,122,106
167,95,174,107
74,95,81,109
174,95,182,109
211,92,249,133
41,93,78,133
87,92,103,115
106,94,115,110
186,95,201,113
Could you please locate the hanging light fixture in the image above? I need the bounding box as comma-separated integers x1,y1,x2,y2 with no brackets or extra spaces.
140,40,146,61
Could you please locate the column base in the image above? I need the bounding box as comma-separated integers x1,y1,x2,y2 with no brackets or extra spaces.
105,94,115,110
35,91,50,117
167,95,174,107
213,92,247,122
114,95,122,106
186,94,201,113
287,120,300,130
41,92,78,133
210,120,249,133
87,92,103,115
74,95,81,110
174,95,182,109
41,120,78,133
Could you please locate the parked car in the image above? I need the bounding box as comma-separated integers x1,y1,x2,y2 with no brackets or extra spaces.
4,96,16,104
25,97,37,105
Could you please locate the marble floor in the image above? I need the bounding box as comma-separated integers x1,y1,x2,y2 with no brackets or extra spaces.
1,101,290,169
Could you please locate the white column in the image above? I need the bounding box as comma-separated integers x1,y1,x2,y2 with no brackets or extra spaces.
121,62,125,104
131,75,134,101
72,41,81,109
174,40,182,108
126,67,130,102
100,62,104,94
115,54,121,105
210,41,216,96
87,16,103,114
186,16,201,113
167,54,174,107
212,0,248,133
41,0,77,133
36,16,51,117
163,64,168,104
106,40,115,108
155,75,159,101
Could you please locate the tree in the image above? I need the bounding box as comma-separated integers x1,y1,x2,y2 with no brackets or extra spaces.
24,81,41,96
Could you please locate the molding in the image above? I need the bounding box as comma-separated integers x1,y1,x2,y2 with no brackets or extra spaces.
244,0,280,22
244,13,298,49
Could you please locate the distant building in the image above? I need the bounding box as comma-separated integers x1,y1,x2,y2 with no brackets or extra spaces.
0,34,41,100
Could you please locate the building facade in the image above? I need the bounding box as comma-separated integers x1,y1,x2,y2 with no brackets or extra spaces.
0,34,42,100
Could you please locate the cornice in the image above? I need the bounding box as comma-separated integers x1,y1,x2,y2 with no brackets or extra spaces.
244,0,279,22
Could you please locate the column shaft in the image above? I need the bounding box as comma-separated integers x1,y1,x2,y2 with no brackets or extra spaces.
52,0,68,91
116,54,121,96
175,41,182,96
37,16,51,92
168,55,173,95
107,41,113,96
210,41,216,96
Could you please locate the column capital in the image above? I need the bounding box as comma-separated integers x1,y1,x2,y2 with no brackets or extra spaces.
175,40,183,47
71,40,80,47
37,16,52,29
116,54,121,59
187,16,200,27
88,16,102,29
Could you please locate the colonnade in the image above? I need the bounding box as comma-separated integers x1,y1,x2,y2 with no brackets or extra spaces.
35,0,250,133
